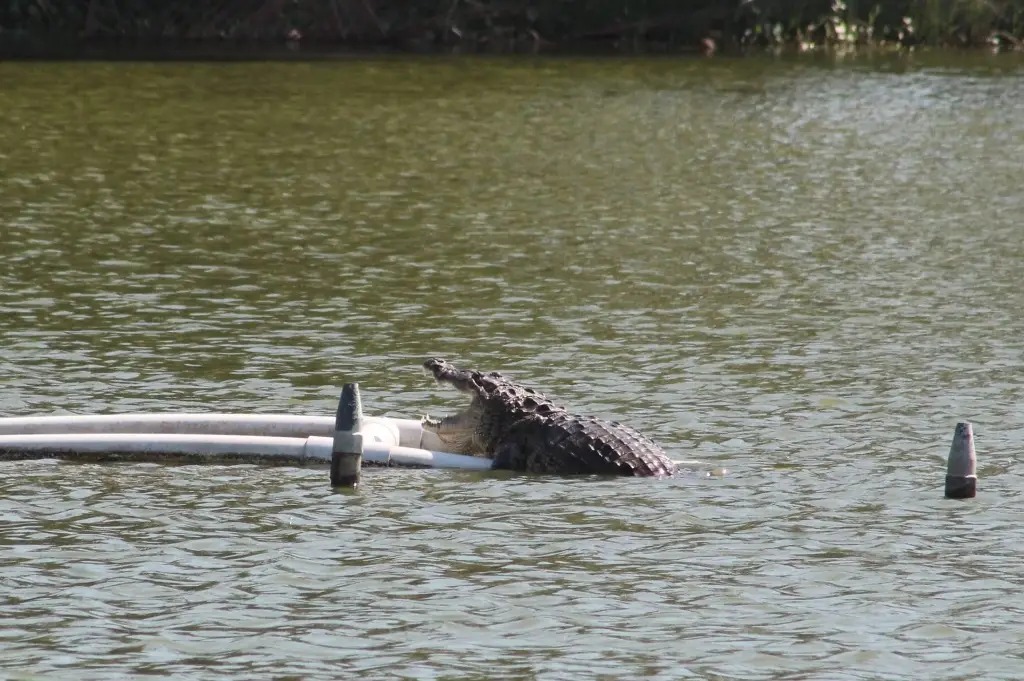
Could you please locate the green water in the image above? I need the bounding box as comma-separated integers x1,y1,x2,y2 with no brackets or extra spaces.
2,53,1024,680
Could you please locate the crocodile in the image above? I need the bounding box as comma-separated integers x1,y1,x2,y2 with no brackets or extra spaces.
421,358,678,477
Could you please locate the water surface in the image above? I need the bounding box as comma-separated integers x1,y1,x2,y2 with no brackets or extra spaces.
2,52,1024,679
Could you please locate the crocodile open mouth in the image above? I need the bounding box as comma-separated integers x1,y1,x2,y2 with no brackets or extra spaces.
421,359,483,455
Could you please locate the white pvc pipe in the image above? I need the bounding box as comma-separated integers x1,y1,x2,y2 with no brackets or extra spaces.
0,433,494,471
363,443,494,471
0,413,336,437
0,413,449,451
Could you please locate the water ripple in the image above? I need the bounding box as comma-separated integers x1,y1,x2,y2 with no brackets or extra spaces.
2,55,1024,680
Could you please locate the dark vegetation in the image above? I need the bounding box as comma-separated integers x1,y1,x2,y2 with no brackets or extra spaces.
2,0,1023,52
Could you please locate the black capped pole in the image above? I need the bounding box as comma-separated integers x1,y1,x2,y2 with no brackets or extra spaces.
331,383,364,488
944,422,977,499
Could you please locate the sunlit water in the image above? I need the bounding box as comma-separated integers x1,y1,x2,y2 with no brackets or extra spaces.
2,52,1024,679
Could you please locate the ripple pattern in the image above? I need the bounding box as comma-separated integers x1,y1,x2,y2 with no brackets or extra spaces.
2,54,1024,680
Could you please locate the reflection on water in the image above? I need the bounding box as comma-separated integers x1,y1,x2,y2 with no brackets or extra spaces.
2,53,1024,679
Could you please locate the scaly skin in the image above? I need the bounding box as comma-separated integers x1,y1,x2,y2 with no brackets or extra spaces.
422,358,677,477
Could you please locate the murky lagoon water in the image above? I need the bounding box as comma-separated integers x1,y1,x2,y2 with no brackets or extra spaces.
2,52,1024,679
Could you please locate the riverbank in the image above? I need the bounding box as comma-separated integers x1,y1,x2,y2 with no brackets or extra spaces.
2,0,1023,58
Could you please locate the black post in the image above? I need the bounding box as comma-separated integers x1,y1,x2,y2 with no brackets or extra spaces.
330,383,363,488
944,422,977,499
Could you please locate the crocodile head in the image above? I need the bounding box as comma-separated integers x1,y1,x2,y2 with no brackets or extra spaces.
421,358,562,456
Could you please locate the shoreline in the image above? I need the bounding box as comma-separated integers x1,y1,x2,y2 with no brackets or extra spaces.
2,36,1023,62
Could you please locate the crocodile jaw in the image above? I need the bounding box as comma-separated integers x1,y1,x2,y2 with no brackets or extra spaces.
422,408,483,455
423,358,483,396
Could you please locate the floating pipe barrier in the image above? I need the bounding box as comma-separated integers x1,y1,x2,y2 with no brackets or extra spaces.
0,433,494,470
0,413,447,451
0,383,494,472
